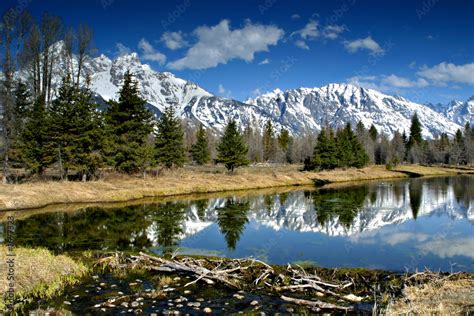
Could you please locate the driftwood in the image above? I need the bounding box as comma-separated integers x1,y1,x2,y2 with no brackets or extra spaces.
98,252,368,312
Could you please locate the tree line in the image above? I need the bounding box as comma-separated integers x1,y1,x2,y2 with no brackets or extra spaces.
1,9,473,183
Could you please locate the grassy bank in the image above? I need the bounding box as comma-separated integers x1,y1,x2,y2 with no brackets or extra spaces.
0,246,87,311
0,164,471,211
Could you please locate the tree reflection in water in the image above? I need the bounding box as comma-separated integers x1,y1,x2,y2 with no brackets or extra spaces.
216,199,250,250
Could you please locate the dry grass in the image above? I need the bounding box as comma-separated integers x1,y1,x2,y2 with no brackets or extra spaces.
0,246,87,310
0,164,469,212
386,277,474,315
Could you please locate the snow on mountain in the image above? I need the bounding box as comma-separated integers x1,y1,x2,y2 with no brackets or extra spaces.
15,42,465,137
429,97,474,127
245,84,463,138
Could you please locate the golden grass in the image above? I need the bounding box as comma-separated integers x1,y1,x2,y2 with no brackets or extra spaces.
0,246,87,310
386,278,474,315
0,164,470,212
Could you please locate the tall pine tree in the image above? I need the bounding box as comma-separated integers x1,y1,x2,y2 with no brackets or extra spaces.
262,119,276,162
105,71,154,173
191,124,210,165
217,120,249,172
155,105,186,168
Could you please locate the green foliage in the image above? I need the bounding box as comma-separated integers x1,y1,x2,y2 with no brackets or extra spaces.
155,105,186,168
20,98,54,175
369,124,378,141
262,119,276,161
217,120,249,172
191,124,210,165
308,124,368,171
9,81,33,167
105,71,154,173
278,128,291,151
49,76,104,179
408,112,423,147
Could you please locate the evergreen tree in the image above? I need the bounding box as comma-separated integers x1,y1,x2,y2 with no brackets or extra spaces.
262,119,276,161
216,199,249,250
369,124,378,142
217,120,249,172
336,123,369,168
10,81,33,167
20,97,54,175
277,128,291,162
105,71,154,173
190,124,210,165
408,112,423,147
155,105,186,168
309,128,338,170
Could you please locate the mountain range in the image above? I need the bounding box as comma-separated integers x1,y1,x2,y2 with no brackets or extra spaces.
17,42,473,138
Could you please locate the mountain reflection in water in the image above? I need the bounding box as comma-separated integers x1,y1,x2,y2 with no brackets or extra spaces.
2,176,473,272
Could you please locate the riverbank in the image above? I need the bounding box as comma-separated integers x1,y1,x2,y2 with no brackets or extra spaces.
0,164,472,211
10,251,473,314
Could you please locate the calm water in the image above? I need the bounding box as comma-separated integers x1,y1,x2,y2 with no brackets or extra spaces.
2,176,473,272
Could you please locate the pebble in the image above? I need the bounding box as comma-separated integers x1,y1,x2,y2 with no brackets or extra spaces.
184,290,191,294
151,314,158,316
136,297,144,302
94,304,101,308
136,279,143,283
92,275,99,279
176,304,183,308
99,282,106,287
121,302,129,308
129,282,138,286
131,301,140,308
250,300,259,306
73,295,80,298
203,307,212,313
286,308,294,313
63,301,71,305
173,277,181,281
174,298,183,303
232,294,245,300
118,291,124,295
196,298,204,302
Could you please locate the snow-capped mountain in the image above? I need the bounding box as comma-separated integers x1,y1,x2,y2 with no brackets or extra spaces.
245,84,464,138
16,42,465,137
429,97,474,127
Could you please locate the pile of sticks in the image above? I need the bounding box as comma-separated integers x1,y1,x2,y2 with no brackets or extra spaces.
98,252,367,312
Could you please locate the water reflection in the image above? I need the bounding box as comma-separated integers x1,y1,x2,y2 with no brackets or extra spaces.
2,176,473,272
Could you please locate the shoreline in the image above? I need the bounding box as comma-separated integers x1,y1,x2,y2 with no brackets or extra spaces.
0,164,472,212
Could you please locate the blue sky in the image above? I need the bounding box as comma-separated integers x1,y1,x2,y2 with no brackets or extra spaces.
3,0,474,103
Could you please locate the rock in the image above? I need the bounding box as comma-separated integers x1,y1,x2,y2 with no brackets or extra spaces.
93,304,101,308
196,298,204,302
136,297,144,302
177,304,183,308
136,279,143,283
184,290,191,294
203,307,212,313
173,277,181,281
131,301,140,308
129,282,138,286
118,291,124,295
63,301,71,305
121,302,129,308
151,313,158,316
250,300,259,306
99,282,106,287
286,308,294,313
233,294,245,300
92,275,99,279
73,295,79,298
174,298,182,303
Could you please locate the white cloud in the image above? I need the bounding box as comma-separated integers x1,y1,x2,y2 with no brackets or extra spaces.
409,61,417,69
382,74,429,88
291,14,301,20
168,20,284,70
218,84,232,98
295,20,319,39
161,31,188,50
258,58,270,65
344,36,384,55
295,40,310,50
116,43,131,56
322,25,345,39
347,74,429,92
419,238,474,259
292,20,345,49
417,62,474,85
138,38,166,65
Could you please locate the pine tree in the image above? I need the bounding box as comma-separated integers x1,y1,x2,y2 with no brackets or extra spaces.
336,123,369,168
310,128,338,170
10,81,33,167
20,97,54,175
217,120,249,172
408,112,423,147
191,124,210,165
155,105,186,168
369,124,378,141
105,71,154,173
262,119,276,162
